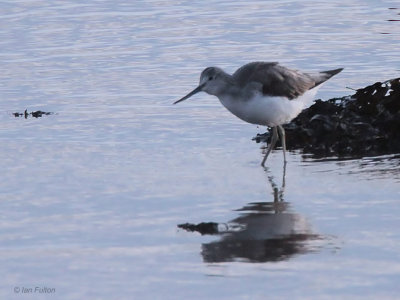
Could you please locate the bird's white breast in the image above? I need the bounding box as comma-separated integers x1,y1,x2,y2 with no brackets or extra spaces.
218,87,319,127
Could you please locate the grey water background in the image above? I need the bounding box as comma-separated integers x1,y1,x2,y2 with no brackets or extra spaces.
0,0,399,299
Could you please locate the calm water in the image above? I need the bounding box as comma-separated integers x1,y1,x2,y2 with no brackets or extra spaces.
1,1,400,299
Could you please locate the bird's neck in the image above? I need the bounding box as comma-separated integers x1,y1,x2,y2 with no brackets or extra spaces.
214,74,243,99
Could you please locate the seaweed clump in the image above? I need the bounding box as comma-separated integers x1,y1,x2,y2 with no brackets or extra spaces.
13,110,53,118
254,78,400,157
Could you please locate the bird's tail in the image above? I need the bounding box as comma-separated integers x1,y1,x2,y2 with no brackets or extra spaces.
313,68,344,87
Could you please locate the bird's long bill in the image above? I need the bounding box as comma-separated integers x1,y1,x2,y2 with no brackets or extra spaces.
173,84,204,104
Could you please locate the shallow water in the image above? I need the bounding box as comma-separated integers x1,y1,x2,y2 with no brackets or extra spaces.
0,1,399,299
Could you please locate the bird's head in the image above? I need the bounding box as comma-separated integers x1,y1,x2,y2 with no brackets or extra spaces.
174,67,226,104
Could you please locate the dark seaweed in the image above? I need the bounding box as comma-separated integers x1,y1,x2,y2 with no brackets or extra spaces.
254,78,400,158
13,110,53,118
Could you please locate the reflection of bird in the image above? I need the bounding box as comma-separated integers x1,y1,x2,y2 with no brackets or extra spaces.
201,201,316,263
178,166,321,263
174,62,343,165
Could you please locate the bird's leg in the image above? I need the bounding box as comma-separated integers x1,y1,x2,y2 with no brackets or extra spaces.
277,125,287,163
261,127,278,166
279,159,287,201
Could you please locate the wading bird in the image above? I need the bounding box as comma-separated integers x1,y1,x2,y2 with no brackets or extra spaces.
174,62,342,166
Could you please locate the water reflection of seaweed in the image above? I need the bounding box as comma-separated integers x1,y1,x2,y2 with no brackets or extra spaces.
179,165,322,263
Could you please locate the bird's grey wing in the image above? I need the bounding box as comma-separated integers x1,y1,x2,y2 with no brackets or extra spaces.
232,62,316,99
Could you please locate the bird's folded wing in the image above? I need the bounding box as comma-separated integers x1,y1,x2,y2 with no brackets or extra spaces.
232,62,316,99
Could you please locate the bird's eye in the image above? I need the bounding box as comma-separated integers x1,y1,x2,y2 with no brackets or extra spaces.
208,76,213,81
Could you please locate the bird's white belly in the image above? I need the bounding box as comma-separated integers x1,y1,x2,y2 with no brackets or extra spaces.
219,88,319,127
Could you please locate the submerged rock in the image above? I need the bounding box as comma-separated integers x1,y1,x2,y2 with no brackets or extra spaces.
254,78,400,157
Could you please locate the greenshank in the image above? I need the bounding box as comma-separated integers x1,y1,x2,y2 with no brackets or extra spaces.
174,62,343,166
